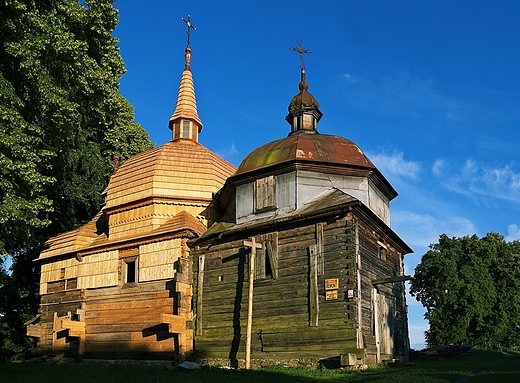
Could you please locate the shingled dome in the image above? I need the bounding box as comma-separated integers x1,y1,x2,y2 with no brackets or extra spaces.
105,139,236,209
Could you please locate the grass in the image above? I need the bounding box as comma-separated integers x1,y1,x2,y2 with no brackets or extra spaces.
2,350,520,383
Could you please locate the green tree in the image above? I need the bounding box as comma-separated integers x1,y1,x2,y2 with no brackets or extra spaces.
410,233,520,349
0,0,154,360
0,74,55,255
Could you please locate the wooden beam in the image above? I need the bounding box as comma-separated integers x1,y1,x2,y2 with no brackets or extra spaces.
160,313,187,333
57,318,85,333
372,275,414,286
243,237,262,369
372,287,381,363
355,222,363,349
316,223,324,276
309,245,319,327
26,324,41,338
266,240,278,280
196,255,205,336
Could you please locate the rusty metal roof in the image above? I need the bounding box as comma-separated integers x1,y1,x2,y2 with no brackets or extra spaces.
235,132,377,176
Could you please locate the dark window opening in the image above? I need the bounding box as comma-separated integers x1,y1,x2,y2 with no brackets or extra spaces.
264,252,273,278
126,260,136,283
255,239,278,280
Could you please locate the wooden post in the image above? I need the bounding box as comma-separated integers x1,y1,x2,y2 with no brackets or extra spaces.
243,237,262,369
315,223,324,276
196,255,205,336
373,286,381,363
355,222,363,349
309,245,319,326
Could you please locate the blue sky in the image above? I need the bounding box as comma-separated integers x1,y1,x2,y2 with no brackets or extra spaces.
114,1,520,349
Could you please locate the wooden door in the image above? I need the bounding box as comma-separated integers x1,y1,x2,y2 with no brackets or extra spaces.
377,292,395,358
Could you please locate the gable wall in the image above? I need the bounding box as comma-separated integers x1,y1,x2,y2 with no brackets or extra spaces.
139,238,183,282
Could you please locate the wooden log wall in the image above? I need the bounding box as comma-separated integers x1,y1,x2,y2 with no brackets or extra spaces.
82,281,178,360
37,281,187,360
38,289,84,355
36,237,191,360
192,214,360,365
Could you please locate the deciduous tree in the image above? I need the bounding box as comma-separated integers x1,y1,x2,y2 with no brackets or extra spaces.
410,233,520,349
0,0,154,360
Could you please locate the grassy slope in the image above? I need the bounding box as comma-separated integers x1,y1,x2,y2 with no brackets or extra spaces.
2,350,519,383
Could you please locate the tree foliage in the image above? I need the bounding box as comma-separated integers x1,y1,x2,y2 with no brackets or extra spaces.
410,233,520,349
0,0,154,360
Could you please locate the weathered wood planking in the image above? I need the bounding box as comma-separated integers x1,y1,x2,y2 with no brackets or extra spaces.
192,216,361,363
192,211,409,365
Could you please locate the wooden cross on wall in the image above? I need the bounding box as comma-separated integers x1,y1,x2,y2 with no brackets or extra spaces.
182,14,196,46
242,237,262,369
289,39,311,69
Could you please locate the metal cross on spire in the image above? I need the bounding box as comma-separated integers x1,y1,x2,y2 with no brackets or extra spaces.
289,39,311,69
181,14,196,47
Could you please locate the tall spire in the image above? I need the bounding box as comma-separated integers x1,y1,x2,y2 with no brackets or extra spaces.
169,15,202,142
286,40,322,135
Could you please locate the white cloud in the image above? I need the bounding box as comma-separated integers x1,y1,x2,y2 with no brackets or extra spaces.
343,73,359,84
340,70,452,119
432,159,445,176
438,159,520,204
408,323,428,350
392,210,476,250
367,150,421,180
506,224,520,241
216,143,238,160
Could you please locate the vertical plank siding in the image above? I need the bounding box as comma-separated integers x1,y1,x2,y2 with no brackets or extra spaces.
77,250,119,289
139,239,182,282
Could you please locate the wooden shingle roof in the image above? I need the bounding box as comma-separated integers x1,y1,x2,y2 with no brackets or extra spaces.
39,211,104,260
104,139,236,209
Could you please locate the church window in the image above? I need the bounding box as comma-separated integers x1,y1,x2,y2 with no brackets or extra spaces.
123,257,138,284
119,247,139,286
255,236,278,280
303,114,313,130
254,175,276,212
182,120,191,138
377,241,387,261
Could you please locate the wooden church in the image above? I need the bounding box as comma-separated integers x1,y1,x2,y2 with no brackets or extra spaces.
28,29,412,367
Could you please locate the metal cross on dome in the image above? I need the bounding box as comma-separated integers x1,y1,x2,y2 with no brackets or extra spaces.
289,39,311,69
182,14,196,46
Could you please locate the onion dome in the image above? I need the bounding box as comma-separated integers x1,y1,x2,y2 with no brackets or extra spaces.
285,68,323,135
